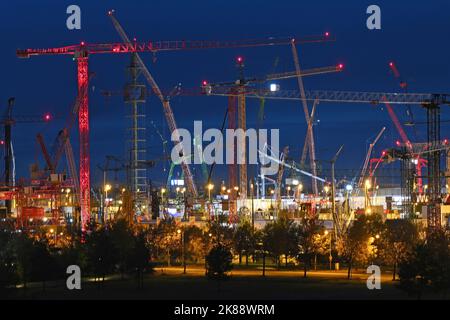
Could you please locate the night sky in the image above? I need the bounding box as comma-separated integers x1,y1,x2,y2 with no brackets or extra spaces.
1,1,450,189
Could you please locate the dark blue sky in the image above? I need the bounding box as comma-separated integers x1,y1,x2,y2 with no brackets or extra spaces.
1,1,450,188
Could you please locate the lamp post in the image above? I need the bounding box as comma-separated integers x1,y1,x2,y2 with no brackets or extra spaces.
104,184,112,223
270,189,274,211
161,188,166,217
177,228,186,274
250,179,255,231
181,187,187,220
324,230,332,270
207,183,214,202
205,232,213,275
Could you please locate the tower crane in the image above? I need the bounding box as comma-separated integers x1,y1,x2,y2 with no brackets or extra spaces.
1,98,52,214
203,62,343,203
18,10,332,231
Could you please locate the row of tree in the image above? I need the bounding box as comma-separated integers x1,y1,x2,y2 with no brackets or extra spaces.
1,213,449,298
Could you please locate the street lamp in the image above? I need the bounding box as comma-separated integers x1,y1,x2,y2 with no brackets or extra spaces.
250,180,255,231
181,187,187,220
207,183,214,201
324,230,332,270
104,184,112,222
270,189,275,211
177,228,186,274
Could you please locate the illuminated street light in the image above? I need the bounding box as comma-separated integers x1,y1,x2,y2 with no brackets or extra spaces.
207,183,214,201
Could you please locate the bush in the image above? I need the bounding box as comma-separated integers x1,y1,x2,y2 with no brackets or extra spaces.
206,244,233,279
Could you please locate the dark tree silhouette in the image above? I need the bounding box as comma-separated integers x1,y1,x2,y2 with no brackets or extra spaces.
206,244,233,279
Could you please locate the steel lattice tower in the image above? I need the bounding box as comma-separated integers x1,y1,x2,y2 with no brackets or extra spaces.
426,103,442,229
125,53,148,212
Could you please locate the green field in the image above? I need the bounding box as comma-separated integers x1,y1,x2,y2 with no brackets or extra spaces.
2,267,435,300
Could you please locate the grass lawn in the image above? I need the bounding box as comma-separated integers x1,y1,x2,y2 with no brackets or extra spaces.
2,267,428,300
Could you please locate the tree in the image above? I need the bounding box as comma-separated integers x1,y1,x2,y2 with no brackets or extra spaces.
0,231,18,290
183,225,207,263
296,214,325,277
154,217,179,266
85,227,118,284
337,213,385,279
262,217,297,268
206,244,233,279
12,233,35,288
29,238,57,291
378,219,419,280
232,221,255,265
127,230,153,289
398,229,450,299
110,219,134,279
207,221,234,248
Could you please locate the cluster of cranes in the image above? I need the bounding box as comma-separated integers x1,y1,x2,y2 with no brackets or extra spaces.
15,10,450,233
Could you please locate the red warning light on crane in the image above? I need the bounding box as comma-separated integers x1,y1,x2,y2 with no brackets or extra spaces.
325,32,330,37
337,63,344,70
0,140,4,145
389,61,394,67
236,56,244,64
44,113,52,121
444,138,449,145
